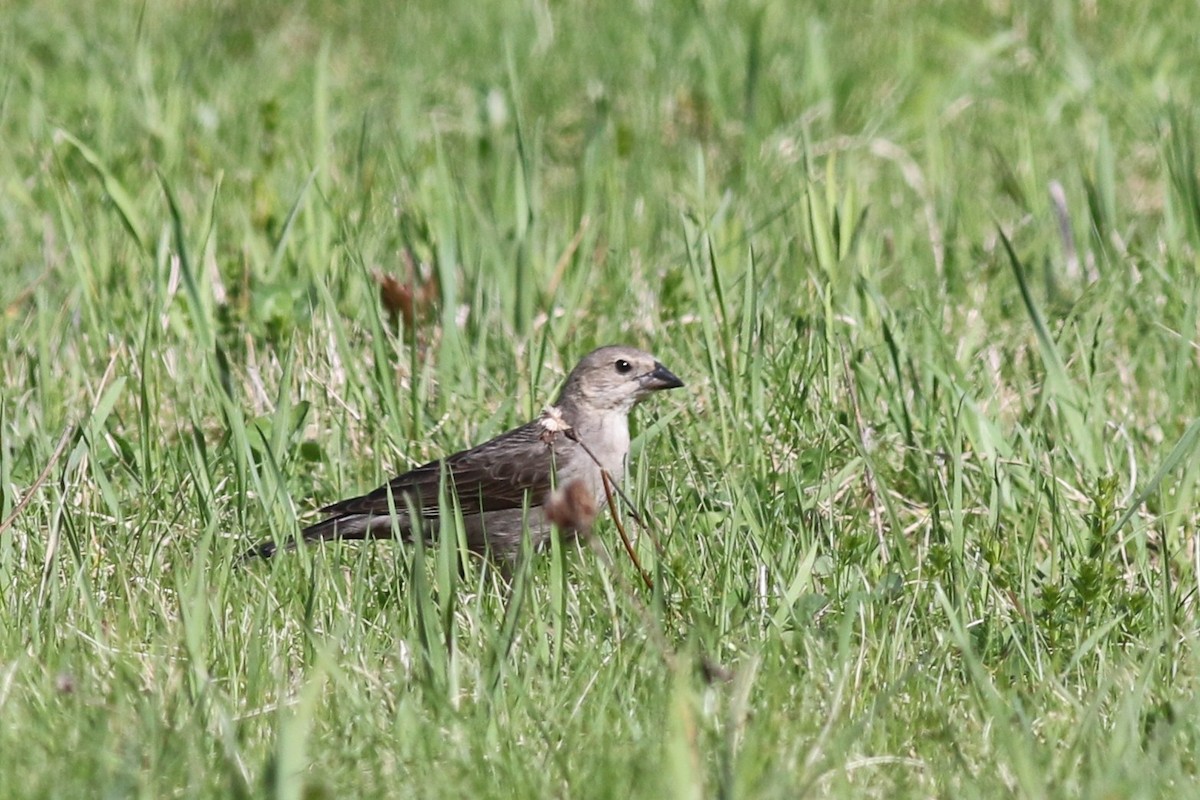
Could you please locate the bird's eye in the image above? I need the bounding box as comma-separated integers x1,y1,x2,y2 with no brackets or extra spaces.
615,359,633,374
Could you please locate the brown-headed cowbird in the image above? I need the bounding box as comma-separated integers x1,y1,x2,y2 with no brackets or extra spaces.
245,345,683,560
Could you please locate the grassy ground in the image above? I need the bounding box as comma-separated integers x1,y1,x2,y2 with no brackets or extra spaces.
3,0,1200,796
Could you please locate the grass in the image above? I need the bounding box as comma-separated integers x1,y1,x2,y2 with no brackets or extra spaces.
3,0,1200,796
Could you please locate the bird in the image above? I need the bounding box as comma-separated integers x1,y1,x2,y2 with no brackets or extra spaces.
244,345,684,561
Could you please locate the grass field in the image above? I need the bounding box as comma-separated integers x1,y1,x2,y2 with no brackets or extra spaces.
3,0,1200,797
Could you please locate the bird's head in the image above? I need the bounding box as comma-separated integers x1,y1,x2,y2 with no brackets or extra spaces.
555,345,684,415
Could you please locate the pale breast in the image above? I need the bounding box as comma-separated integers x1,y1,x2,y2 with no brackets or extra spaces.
560,411,631,499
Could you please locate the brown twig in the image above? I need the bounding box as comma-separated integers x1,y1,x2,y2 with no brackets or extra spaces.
4,266,55,317
840,346,889,562
564,428,669,559
557,428,723,683
0,424,76,539
545,215,591,297
600,469,654,591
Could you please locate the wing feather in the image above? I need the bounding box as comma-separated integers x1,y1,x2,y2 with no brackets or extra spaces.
319,421,561,519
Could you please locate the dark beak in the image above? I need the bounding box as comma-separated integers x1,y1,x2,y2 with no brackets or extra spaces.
642,362,685,391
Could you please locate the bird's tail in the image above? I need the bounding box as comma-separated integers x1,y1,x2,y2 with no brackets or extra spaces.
240,513,386,561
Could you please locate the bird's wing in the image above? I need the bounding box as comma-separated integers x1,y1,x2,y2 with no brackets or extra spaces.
318,420,565,519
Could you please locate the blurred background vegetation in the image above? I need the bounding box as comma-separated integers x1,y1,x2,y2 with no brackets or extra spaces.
2,1,1199,797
